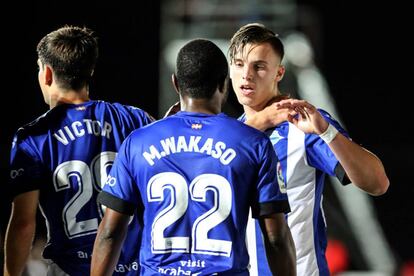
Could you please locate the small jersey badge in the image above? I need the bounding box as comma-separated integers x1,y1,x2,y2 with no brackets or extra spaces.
191,123,202,129
277,162,287,193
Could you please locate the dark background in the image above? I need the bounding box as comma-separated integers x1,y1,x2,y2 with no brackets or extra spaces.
310,0,412,266
1,0,412,273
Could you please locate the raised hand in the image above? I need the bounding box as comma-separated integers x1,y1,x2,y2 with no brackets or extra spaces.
276,99,329,135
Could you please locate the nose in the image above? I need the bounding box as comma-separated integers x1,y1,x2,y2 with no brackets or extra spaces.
242,66,253,81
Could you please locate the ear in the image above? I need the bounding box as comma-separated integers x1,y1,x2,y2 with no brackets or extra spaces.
44,65,53,86
171,74,179,94
218,76,228,94
275,65,285,82
229,62,234,79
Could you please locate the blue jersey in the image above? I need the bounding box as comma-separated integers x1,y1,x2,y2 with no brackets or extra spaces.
99,111,290,276
241,109,350,276
9,100,153,275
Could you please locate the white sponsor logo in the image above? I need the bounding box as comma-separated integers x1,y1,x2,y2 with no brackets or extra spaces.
105,174,117,186
158,259,207,275
114,262,139,272
10,168,24,179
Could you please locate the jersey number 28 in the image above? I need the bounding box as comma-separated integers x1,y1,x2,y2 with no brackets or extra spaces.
53,151,116,239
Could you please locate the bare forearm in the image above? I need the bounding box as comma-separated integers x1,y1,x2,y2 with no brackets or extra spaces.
329,133,389,195
265,231,296,276
262,218,296,276
91,209,130,276
91,231,126,276
4,220,36,276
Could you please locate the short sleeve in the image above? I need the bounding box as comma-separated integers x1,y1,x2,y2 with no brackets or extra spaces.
9,136,45,198
252,137,290,218
98,138,140,215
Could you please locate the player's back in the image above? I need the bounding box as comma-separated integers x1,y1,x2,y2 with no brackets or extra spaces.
112,111,285,275
9,100,152,275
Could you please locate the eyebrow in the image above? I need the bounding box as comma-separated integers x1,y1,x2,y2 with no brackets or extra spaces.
253,60,268,64
233,57,268,65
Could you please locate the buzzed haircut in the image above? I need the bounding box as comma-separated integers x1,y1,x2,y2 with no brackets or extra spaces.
176,39,228,99
228,23,284,64
36,25,99,90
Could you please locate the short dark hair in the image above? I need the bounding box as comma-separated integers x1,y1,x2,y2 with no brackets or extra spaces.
36,25,98,90
228,23,284,64
176,39,228,99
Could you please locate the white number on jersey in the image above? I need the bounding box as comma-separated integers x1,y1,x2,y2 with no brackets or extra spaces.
148,172,233,257
53,151,116,239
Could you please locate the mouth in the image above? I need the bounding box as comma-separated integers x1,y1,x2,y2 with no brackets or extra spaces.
240,84,254,96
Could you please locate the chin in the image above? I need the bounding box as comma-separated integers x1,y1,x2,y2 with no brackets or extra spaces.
237,96,254,107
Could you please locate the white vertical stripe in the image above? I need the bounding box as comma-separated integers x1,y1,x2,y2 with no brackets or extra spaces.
286,124,319,276
246,209,258,276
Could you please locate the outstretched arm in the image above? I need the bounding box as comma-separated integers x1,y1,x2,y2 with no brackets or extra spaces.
4,191,39,276
91,208,130,276
279,99,389,195
259,213,296,276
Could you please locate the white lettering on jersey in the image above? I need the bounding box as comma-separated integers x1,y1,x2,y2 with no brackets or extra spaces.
53,120,113,145
114,262,139,273
158,258,206,275
143,136,237,166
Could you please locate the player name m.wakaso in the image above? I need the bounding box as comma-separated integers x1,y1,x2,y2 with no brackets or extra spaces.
143,135,237,166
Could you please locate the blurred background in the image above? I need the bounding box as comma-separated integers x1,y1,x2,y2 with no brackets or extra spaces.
1,0,412,275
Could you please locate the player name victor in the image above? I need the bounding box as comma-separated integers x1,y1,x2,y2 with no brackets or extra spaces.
143,135,237,166
53,119,113,145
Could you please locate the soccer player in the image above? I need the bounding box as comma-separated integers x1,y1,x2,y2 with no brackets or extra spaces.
229,22,390,276
91,38,296,276
3,25,154,276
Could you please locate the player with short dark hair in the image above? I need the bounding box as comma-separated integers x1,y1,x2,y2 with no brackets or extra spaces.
4,25,154,276
91,38,296,276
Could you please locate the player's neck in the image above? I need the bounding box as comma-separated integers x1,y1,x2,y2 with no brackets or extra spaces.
49,88,90,109
243,96,275,118
181,97,221,115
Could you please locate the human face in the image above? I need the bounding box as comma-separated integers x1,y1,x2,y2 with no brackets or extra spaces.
230,42,284,113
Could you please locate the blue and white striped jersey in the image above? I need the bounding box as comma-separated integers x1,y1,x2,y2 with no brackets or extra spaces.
241,109,350,276
99,111,290,276
9,100,153,275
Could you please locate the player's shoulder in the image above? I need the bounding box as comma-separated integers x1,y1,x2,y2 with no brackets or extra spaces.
316,108,345,129
216,115,273,151
95,100,155,123
14,109,55,141
96,100,146,114
236,113,275,136
317,108,337,121
129,115,166,135
228,115,270,138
